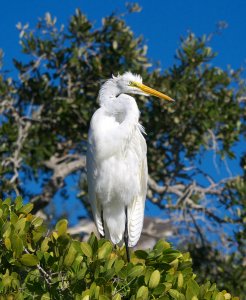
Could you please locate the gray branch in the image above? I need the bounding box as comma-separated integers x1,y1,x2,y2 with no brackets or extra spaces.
1,100,43,194
148,175,237,224
31,154,86,213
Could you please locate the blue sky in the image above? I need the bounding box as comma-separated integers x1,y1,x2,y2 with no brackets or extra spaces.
1,0,245,224
1,0,246,73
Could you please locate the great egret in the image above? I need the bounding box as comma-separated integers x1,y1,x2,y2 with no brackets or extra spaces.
87,72,174,260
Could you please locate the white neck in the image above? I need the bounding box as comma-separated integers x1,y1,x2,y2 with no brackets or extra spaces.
98,78,140,124
98,79,120,107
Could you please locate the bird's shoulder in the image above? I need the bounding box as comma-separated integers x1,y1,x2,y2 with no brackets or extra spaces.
88,107,120,143
90,107,105,123
90,107,117,125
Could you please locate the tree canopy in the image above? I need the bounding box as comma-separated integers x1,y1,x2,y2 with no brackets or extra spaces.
0,197,239,299
0,8,245,297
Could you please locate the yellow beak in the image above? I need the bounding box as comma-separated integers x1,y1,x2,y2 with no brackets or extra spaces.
132,81,175,102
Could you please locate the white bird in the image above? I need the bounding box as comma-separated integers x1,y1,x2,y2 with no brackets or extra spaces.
86,72,174,260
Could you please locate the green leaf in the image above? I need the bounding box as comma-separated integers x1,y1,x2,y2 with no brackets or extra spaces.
178,272,184,288
11,233,23,258
112,293,121,300
134,250,148,259
64,243,77,267
170,258,179,270
55,219,68,236
162,249,182,263
99,296,110,300
10,212,18,224
224,294,232,300
215,293,225,300
106,255,117,270
80,242,92,258
87,233,98,254
2,222,11,238
209,283,217,292
154,240,171,252
153,283,166,296
41,293,51,300
169,289,181,299
144,267,155,285
114,259,125,273
128,265,144,278
77,266,87,280
98,241,113,260
14,218,26,233
186,278,200,300
158,297,172,300
20,253,39,266
149,270,161,289
14,196,23,210
41,238,49,252
31,216,43,228
137,285,149,300
3,198,11,206
95,285,100,299
4,237,11,250
118,266,128,279
164,282,172,292
18,203,33,214
89,282,97,296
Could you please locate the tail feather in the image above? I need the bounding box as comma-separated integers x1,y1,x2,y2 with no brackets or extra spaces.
104,203,125,245
128,196,144,247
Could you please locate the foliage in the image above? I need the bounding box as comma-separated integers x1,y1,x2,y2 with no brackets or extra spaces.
0,197,239,299
189,244,246,300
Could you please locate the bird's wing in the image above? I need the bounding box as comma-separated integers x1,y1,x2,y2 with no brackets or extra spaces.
128,130,148,247
86,134,104,236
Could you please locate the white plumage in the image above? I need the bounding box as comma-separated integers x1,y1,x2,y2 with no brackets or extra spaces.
87,72,174,250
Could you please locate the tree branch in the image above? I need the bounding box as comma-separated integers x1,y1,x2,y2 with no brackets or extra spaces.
1,100,43,194
31,154,86,213
148,175,237,224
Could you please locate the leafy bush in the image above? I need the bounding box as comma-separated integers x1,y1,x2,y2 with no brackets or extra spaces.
0,197,238,299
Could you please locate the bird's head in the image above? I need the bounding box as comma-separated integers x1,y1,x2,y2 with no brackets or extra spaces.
112,72,175,102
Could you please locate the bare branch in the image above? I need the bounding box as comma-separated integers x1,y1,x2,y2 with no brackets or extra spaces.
148,175,237,224
24,248,52,286
1,100,43,193
31,154,86,213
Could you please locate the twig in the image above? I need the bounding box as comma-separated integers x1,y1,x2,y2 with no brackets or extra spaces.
24,248,52,286
31,154,86,213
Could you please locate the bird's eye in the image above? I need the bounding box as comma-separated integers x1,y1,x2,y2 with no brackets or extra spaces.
129,81,136,87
